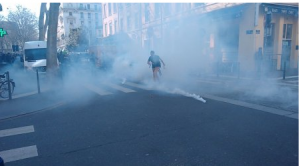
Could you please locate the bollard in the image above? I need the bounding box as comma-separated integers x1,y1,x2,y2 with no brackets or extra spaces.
5,71,12,100
0,156,4,166
36,69,41,94
283,61,286,80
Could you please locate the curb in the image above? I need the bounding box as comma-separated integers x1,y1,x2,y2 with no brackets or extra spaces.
0,101,67,122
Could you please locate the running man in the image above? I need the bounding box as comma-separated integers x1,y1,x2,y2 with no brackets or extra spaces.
147,50,165,81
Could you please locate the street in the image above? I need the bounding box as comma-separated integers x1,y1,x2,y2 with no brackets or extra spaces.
0,2,299,165
0,78,298,166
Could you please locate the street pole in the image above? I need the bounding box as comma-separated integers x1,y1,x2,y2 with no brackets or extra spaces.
283,60,286,80
36,69,41,94
160,4,163,54
6,71,12,100
140,3,143,47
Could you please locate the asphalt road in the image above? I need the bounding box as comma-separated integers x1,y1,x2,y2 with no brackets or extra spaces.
0,87,298,166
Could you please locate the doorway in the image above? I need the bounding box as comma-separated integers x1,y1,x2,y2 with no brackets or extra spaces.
281,40,291,70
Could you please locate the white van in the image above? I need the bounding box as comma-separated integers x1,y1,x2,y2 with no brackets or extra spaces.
23,41,47,72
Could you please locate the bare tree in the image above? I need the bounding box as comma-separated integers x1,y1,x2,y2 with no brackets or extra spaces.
7,5,38,49
38,3,47,41
66,27,89,52
0,21,19,52
43,10,49,38
46,3,60,88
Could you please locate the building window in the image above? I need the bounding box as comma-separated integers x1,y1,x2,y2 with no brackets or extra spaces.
127,16,131,31
134,14,138,29
80,12,84,19
69,12,72,16
109,22,113,35
87,4,90,10
105,24,107,36
175,3,181,13
120,18,123,31
185,3,191,10
283,24,293,40
145,3,150,22
95,5,97,10
119,4,123,12
194,3,204,7
88,13,91,19
70,20,73,25
155,3,161,19
80,3,83,9
264,23,275,47
81,21,84,25
104,4,107,18
89,21,91,25
164,3,170,16
96,21,99,28
114,20,117,33
113,3,117,13
108,3,112,16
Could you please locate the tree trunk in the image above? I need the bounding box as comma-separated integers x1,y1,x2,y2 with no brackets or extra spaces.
43,10,49,39
38,3,46,41
46,3,60,90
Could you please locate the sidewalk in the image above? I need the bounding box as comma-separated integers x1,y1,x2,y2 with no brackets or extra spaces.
194,73,298,113
0,90,67,121
200,72,298,88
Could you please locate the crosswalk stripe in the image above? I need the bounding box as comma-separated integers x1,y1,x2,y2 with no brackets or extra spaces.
103,82,136,93
277,76,298,79
285,80,298,83
84,83,113,96
0,145,38,163
124,82,153,90
0,126,34,138
196,80,222,84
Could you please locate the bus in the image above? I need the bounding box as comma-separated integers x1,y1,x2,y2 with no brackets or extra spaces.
23,41,47,72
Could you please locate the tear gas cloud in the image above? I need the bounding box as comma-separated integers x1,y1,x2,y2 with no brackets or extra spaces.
0,3,297,110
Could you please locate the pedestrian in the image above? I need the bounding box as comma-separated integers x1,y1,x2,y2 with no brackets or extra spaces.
147,50,165,82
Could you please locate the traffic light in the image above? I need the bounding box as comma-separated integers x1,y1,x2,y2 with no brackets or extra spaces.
0,4,2,12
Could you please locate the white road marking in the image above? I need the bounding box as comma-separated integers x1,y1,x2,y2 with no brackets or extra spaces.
196,80,222,84
103,82,136,93
284,113,298,119
202,94,297,119
0,126,34,138
276,76,298,79
285,80,298,83
125,82,153,90
0,145,38,163
84,84,113,96
276,83,298,87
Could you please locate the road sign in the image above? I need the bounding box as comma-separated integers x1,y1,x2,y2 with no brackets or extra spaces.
0,28,7,37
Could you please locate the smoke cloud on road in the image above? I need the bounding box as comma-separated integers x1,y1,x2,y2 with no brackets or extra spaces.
0,3,297,110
